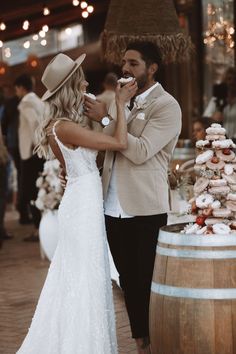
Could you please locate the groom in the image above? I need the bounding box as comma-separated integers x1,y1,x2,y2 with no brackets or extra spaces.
84,41,182,353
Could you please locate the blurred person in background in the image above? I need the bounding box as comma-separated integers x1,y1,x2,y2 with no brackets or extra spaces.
1,95,26,221
96,72,118,110
14,74,44,242
222,67,236,141
0,126,12,243
192,117,212,144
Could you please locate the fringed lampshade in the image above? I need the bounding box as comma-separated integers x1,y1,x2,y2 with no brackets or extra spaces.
101,0,193,64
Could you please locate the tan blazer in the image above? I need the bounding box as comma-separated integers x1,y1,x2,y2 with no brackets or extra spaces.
102,84,182,216
18,92,45,160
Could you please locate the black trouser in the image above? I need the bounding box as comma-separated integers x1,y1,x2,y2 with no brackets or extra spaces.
105,213,167,338
19,155,44,228
0,164,7,241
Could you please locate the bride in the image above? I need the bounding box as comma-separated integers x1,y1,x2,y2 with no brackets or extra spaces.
17,53,137,354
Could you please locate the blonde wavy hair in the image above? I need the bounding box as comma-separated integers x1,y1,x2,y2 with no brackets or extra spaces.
35,66,87,159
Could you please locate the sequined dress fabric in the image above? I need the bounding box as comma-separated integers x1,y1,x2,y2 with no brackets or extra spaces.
17,123,118,354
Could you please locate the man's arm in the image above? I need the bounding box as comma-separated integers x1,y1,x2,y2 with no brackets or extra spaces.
121,100,182,165
22,103,41,145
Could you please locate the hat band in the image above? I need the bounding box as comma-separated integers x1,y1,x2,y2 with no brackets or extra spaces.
47,62,78,93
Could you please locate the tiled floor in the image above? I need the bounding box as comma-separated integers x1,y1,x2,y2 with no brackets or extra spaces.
0,209,136,354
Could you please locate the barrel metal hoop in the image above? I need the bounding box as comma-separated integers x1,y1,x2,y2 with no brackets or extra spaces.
158,231,236,247
151,282,236,299
156,245,236,259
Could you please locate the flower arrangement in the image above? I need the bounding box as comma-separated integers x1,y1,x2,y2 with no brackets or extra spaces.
35,159,63,212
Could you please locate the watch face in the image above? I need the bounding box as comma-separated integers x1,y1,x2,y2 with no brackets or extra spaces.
102,117,110,126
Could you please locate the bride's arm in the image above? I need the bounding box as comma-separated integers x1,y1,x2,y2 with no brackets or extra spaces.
55,81,137,151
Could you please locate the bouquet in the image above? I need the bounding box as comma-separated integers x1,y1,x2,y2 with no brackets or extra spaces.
35,159,63,212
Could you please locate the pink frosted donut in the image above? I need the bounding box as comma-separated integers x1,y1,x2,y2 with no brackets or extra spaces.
196,193,214,209
226,200,236,212
216,150,235,162
206,126,226,135
227,193,236,201
196,150,213,164
208,185,230,195
222,173,236,185
205,218,225,225
212,208,232,218
212,139,236,149
209,179,227,187
194,177,209,194
206,159,225,170
212,223,231,234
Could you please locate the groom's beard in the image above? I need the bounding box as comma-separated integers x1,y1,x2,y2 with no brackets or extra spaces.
135,72,148,90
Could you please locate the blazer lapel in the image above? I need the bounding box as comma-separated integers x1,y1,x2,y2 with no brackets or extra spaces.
127,84,165,125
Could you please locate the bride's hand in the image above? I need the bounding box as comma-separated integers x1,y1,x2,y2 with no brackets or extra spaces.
115,79,138,105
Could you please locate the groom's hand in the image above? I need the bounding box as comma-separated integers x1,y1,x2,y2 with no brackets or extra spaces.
84,96,107,122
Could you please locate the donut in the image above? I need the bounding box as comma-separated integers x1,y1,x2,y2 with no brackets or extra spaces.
193,177,209,194
212,208,232,218
196,140,211,148
184,223,200,234
196,150,214,164
212,139,236,149
206,134,226,141
227,193,236,201
196,226,208,235
208,185,230,195
210,200,221,209
196,193,214,208
226,200,236,212
202,208,213,217
213,223,231,234
117,77,134,85
206,126,226,135
84,92,96,100
206,159,225,170
209,178,227,187
216,150,235,162
230,184,236,192
222,173,236,185
224,164,234,175
205,218,225,225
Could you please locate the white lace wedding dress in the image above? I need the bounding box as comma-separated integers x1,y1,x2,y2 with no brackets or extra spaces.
17,123,118,354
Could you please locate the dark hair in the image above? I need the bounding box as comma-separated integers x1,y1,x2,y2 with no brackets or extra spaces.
103,72,118,88
126,41,162,80
14,74,33,92
193,117,212,130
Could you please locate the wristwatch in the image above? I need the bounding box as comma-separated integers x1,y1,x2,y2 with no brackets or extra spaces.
101,116,111,127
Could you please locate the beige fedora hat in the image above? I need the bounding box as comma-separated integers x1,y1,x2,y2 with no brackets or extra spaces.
41,52,86,101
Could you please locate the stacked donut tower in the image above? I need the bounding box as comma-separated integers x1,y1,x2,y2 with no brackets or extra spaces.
182,123,236,235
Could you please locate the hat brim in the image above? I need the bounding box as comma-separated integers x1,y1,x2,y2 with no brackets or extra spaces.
41,53,86,101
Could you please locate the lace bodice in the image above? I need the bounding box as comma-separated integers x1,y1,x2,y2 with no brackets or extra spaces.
52,121,98,178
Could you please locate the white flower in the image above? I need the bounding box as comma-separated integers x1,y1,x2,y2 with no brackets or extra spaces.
38,189,46,197
136,112,145,120
36,176,44,188
135,97,147,110
35,199,44,210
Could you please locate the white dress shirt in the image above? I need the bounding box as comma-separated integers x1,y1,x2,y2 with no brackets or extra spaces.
104,82,159,218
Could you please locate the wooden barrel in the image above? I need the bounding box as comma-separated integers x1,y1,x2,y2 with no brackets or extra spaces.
150,223,236,354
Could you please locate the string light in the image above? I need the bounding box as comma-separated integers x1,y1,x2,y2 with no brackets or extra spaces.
87,5,94,13
22,20,30,31
39,30,46,38
82,11,88,18
32,34,39,41
23,40,30,49
72,0,80,6
42,25,49,32
80,1,88,9
43,7,50,16
0,22,6,31
40,39,47,46
65,27,72,35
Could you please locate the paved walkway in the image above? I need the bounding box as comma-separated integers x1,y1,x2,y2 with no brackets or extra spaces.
0,210,136,354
